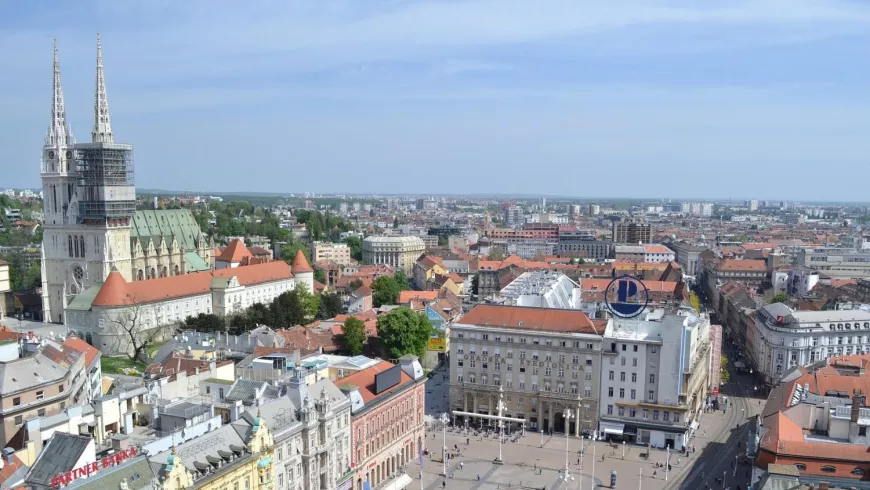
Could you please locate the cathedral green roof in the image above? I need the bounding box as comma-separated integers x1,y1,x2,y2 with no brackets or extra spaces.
184,251,210,272
130,210,203,251
66,285,101,311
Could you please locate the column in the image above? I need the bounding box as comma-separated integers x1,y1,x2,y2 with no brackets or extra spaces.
576,406,582,437
537,399,543,429
548,402,554,431
473,393,479,414
464,392,468,412
487,395,492,415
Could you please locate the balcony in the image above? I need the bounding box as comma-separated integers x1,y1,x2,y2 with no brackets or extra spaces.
539,390,583,402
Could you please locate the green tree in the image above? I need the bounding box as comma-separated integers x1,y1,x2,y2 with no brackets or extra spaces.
270,284,320,327
487,247,505,261
720,353,731,384
394,271,411,291
393,217,399,228
690,292,701,312
319,291,345,319
342,317,366,355
348,278,364,290
314,268,326,284
376,307,434,359
471,274,479,296
769,292,789,304
280,236,309,265
343,237,363,261
184,313,226,332
372,275,402,307
2,253,40,291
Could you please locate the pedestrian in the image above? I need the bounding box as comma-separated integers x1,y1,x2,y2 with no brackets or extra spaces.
467,438,470,445
442,481,446,488
477,474,480,481
461,462,464,470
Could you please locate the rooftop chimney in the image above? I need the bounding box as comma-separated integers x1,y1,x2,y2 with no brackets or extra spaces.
852,391,865,423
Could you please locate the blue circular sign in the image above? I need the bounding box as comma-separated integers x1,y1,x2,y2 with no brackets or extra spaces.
603,275,650,319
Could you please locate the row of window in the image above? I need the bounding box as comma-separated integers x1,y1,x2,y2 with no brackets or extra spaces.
606,387,656,401
457,374,593,397
605,405,680,423
455,332,596,350
456,348,594,366
793,463,864,476
608,372,656,383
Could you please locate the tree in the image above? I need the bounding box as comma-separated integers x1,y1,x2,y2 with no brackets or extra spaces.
270,284,320,328
487,247,505,261
107,297,172,361
184,313,226,332
342,317,366,355
394,271,411,291
348,278,364,291
769,292,789,304
690,292,701,312
471,274,479,296
280,237,309,265
319,291,345,319
2,253,41,291
720,353,731,384
343,237,363,261
393,217,399,228
372,275,402,307
314,268,326,284
376,307,434,359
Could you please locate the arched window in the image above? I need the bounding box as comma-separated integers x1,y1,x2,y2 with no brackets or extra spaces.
161,266,167,278
795,463,806,471
149,268,156,279
73,236,79,257
852,468,865,476
79,236,85,258
821,465,836,473
137,269,144,281
174,265,180,276
68,236,73,258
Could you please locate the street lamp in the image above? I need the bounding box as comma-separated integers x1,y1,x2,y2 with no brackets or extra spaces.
540,429,544,448
665,446,670,481
439,412,449,476
562,407,574,476
495,385,506,464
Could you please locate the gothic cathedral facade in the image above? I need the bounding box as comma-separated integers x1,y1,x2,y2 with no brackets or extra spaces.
41,36,213,323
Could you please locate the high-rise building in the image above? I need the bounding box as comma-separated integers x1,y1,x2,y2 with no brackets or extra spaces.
503,205,522,227
612,220,652,244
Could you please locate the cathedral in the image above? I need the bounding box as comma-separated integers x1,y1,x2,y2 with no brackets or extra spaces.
41,36,214,324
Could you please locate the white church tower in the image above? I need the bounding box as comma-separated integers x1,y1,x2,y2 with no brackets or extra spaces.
41,35,135,323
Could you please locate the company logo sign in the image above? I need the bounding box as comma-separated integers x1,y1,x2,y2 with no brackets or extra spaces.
604,275,650,319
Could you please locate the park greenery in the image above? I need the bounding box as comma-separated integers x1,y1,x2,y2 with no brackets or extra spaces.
376,306,435,360
371,273,411,307
768,292,789,304
720,353,731,384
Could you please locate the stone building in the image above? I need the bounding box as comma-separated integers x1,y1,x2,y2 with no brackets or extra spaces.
448,305,604,435
361,236,425,275
40,37,213,324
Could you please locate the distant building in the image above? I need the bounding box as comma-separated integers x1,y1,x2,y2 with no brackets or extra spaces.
612,220,652,244
614,244,675,263
311,241,353,266
667,242,707,277
797,246,870,279
503,206,523,228
361,236,425,275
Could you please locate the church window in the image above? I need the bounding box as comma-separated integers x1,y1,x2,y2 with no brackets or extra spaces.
161,266,167,278
79,236,85,258
174,265,180,276
68,236,73,258
149,268,156,279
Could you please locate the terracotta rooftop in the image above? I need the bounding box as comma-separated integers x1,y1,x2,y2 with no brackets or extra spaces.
581,278,680,294
398,290,439,303
63,336,101,369
218,239,253,263
337,360,415,404
291,250,313,273
459,305,599,335
716,259,767,272
92,260,294,307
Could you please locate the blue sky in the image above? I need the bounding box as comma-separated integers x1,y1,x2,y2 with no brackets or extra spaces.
3,0,870,200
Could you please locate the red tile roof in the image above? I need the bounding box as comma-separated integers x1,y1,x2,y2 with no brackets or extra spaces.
63,336,101,369
93,261,294,307
460,305,599,335
292,251,313,273
397,291,438,303
337,360,415,404
581,278,679,294
218,239,253,263
716,259,767,272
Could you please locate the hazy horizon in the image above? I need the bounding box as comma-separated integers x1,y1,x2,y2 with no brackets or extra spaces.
3,1,870,200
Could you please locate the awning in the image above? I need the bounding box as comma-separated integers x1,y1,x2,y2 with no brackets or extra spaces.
381,474,413,490
600,422,625,435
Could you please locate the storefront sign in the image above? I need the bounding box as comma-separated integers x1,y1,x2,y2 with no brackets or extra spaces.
427,338,446,352
51,447,138,488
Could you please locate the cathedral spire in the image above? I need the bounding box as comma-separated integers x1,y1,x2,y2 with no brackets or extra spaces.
46,39,74,149
92,33,113,144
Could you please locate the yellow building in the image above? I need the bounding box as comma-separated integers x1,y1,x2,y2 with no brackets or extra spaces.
155,410,274,490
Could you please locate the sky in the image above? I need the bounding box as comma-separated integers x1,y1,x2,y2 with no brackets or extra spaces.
3,0,870,200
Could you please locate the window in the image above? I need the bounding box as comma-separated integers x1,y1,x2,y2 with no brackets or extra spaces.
608,387,614,397
631,373,637,382
653,410,659,420
36,390,44,401
58,384,64,393
648,390,655,401
621,357,626,366
663,411,670,421
633,345,638,352
619,388,625,398
622,344,626,351
620,372,626,381
37,408,46,417
14,415,22,425
618,407,625,416
649,374,656,384
586,359,592,366
573,355,579,364
860,427,867,436
642,409,648,419
631,389,636,399
852,468,865,476
821,465,836,473
794,464,806,471
60,402,65,410
607,405,613,415
458,359,464,367
12,397,20,407
632,358,638,367
651,346,657,353
545,367,552,376
609,371,614,380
